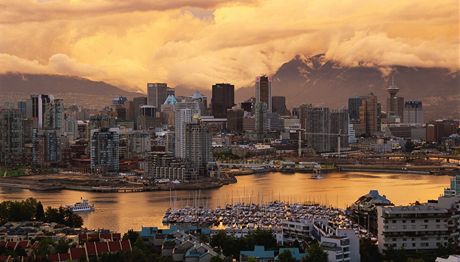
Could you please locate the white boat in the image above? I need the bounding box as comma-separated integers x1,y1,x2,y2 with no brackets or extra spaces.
311,168,323,179
68,198,95,212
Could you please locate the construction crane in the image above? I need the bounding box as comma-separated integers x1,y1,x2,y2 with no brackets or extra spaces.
296,129,347,157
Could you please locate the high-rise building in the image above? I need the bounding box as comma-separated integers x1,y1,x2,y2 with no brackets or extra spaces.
330,109,349,151
138,105,156,131
255,102,268,136
90,128,120,173
185,122,213,176
174,102,201,158
44,99,65,135
147,83,168,109
161,95,177,127
357,93,378,137
211,83,234,118
299,105,331,153
31,94,54,129
17,101,27,116
403,101,423,124
132,96,147,129
0,108,24,165
226,107,244,133
271,96,288,116
241,98,255,114
386,78,404,122
426,120,459,143
348,97,362,123
32,129,60,167
255,75,272,112
191,91,208,115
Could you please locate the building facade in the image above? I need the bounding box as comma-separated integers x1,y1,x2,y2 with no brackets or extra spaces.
255,75,272,112
211,83,234,118
90,128,120,173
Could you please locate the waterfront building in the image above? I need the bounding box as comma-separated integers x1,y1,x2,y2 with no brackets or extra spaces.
276,219,360,262
0,108,24,165
146,152,196,181
226,107,244,133
32,129,61,167
377,180,460,253
174,102,201,158
386,78,404,123
137,105,157,131
147,83,168,109
211,83,234,118
255,75,272,112
403,100,423,124
90,128,120,173
272,96,288,116
185,122,213,176
357,93,378,137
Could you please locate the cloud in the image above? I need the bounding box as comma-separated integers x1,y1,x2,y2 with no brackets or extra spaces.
0,0,458,92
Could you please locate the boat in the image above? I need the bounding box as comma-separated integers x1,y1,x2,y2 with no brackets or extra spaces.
68,198,95,212
311,168,323,179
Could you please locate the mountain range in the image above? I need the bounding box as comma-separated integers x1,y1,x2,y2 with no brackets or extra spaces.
1,54,458,120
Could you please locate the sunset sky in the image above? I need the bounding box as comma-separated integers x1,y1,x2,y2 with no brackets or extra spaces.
0,0,458,91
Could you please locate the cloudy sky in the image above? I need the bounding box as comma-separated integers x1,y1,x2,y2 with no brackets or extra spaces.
0,0,458,91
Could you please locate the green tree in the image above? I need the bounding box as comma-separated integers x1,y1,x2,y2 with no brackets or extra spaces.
302,243,327,262
384,247,407,262
360,238,382,262
278,250,296,262
35,201,45,221
123,230,140,244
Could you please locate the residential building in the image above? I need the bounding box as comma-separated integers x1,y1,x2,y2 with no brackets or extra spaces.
348,97,362,123
32,129,60,167
138,105,156,131
227,107,244,133
31,94,54,129
357,93,378,137
272,96,288,116
299,105,330,153
0,108,24,165
90,128,120,173
174,102,201,158
146,152,196,181
330,109,349,151
184,122,213,176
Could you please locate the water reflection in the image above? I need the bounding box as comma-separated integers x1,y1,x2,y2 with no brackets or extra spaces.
0,172,451,233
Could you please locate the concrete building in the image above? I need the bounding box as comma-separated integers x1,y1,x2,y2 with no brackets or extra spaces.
146,152,196,181
255,102,268,136
147,83,168,109
138,105,156,131
330,109,349,151
132,96,147,129
31,94,54,129
255,75,272,112
44,99,65,135
174,103,200,159
299,105,331,153
403,101,423,124
426,120,459,143
211,83,234,118
127,131,151,159
90,128,120,173
348,97,362,123
0,108,24,165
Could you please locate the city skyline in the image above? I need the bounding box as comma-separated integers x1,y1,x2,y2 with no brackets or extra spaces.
0,0,458,92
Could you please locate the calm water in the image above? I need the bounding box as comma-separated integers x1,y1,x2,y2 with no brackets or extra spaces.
0,172,451,233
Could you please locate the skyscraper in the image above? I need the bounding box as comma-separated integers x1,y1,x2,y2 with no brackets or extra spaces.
90,128,120,173
211,83,234,118
330,109,349,151
138,105,156,130
255,75,272,112
358,93,378,136
174,102,201,158
32,129,60,167
255,102,268,136
348,97,362,123
147,83,168,109
226,107,244,133
44,99,65,135
403,101,423,124
31,94,54,129
132,96,147,129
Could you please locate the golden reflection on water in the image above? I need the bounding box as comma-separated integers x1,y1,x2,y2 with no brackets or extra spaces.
0,172,451,233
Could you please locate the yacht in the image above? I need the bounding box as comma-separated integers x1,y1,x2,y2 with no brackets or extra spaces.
68,198,95,212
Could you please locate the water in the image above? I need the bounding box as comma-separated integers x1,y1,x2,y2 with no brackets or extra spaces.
0,172,451,233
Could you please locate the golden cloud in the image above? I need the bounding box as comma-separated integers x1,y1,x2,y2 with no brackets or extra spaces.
0,0,458,91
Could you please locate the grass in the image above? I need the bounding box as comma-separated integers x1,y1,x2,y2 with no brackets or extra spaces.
0,167,27,177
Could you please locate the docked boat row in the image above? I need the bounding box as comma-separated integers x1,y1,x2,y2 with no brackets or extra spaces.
162,201,358,233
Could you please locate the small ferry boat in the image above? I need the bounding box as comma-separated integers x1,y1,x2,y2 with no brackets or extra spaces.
311,167,323,179
68,198,95,212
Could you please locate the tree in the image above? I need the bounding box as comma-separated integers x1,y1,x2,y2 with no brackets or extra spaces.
123,230,140,244
360,238,382,262
384,247,407,262
35,201,45,221
403,139,415,153
302,243,327,262
278,250,296,262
